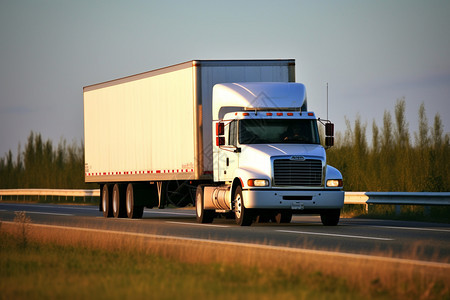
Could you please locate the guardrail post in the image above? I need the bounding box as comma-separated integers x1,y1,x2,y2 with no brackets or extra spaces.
395,205,401,216
424,206,431,217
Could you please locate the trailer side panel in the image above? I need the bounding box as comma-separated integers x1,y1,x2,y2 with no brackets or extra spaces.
84,65,196,182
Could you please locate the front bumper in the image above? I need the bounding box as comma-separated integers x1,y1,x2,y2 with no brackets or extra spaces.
242,189,344,210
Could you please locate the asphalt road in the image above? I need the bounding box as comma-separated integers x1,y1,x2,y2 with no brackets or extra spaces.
1,202,449,263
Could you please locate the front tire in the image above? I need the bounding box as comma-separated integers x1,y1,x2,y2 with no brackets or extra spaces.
234,186,253,226
195,185,214,223
320,209,340,226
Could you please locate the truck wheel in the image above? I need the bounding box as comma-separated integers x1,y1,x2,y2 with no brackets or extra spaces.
112,184,126,218
126,183,144,219
195,185,214,223
320,209,340,226
102,184,113,218
275,211,293,224
234,186,253,226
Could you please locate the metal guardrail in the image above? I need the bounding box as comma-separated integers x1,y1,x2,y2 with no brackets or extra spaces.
344,192,450,206
0,189,100,202
0,189,449,206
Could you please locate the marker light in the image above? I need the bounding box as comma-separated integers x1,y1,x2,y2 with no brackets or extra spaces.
247,179,269,187
326,179,343,188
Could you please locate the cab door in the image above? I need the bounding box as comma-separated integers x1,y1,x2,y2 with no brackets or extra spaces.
218,120,239,181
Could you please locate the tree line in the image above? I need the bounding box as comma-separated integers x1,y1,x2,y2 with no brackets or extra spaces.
326,98,449,192
0,99,449,191
0,132,94,189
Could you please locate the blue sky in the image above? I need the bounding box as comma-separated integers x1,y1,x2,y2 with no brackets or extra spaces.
1,0,449,156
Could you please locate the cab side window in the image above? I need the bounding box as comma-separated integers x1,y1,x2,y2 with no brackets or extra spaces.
229,120,237,146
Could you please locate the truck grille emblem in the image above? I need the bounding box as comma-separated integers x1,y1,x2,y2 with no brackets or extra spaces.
290,155,305,161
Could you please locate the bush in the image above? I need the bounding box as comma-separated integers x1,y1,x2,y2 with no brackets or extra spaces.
326,99,449,192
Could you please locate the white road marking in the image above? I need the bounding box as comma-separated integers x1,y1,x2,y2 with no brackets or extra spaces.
16,211,74,216
144,211,195,216
55,206,98,211
1,204,98,211
277,230,394,241
166,221,230,228
368,225,450,233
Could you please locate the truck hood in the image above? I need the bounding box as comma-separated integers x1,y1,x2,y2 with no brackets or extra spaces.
241,144,325,160
238,144,326,177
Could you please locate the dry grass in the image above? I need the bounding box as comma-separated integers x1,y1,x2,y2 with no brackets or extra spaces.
13,211,32,248
1,217,449,300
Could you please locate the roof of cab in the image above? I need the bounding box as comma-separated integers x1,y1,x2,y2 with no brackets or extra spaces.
212,82,306,120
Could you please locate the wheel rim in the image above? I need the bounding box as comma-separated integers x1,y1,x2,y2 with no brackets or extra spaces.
196,192,202,218
112,189,118,214
126,188,132,215
235,194,242,219
102,189,108,212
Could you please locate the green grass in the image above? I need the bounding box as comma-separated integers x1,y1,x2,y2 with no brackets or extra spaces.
1,219,449,300
341,204,450,224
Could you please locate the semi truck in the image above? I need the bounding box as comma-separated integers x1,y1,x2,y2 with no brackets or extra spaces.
83,59,344,226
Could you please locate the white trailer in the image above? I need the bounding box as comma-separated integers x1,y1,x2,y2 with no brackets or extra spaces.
84,59,344,225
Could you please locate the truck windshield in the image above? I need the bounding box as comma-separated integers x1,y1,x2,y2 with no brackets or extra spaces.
239,119,320,145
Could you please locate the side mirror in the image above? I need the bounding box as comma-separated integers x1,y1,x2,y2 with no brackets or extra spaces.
325,123,334,137
216,122,224,136
325,136,334,147
215,122,225,146
325,122,334,148
216,137,225,146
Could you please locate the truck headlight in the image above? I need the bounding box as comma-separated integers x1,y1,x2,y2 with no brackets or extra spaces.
326,179,343,187
247,179,269,187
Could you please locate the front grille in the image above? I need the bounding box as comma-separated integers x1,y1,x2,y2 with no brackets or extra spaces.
273,159,322,186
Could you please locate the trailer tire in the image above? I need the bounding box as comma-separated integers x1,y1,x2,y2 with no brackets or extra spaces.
320,209,340,226
126,183,144,219
234,186,253,226
195,185,214,223
102,184,113,218
112,184,126,218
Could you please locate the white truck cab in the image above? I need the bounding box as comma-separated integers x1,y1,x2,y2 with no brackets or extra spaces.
196,82,344,226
